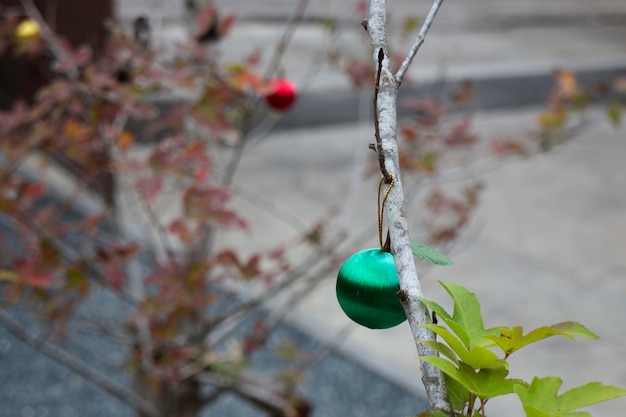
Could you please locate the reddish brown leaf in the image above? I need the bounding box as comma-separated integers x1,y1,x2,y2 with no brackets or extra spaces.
182,185,247,229
117,130,135,152
135,176,163,201
491,138,527,158
444,117,477,148
196,6,218,34
553,68,578,98
0,100,29,134
62,119,91,141
399,123,418,142
425,189,447,213
452,80,474,104
344,59,374,88
104,266,124,291
13,256,57,289
241,255,261,279
218,14,237,39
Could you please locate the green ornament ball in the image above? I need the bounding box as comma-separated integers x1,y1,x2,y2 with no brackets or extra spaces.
336,248,407,329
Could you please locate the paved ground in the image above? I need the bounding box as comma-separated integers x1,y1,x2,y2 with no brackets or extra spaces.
118,0,626,91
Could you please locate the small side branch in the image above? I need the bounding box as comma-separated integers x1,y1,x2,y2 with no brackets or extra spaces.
395,0,445,84
0,309,159,417
263,0,311,81
199,371,310,417
372,48,393,183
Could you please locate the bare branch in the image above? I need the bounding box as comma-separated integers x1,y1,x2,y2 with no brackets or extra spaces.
263,0,311,81
373,48,393,183
198,371,310,417
395,0,445,84
368,1,453,415
0,309,159,417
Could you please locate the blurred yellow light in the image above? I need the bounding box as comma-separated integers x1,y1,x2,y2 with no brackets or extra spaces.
16,19,41,39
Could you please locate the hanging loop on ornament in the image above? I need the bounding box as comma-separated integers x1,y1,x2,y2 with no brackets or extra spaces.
377,174,394,249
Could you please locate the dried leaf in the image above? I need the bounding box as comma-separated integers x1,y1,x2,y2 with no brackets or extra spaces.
491,138,527,158
553,68,578,97
444,117,478,148
117,130,135,152
451,80,474,105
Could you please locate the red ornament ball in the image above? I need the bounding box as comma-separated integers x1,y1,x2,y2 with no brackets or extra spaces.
264,79,297,111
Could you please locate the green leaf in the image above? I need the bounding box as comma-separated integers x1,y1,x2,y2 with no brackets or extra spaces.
419,297,454,325
440,281,501,348
424,324,470,359
422,357,516,399
551,321,599,339
411,242,453,266
420,340,459,364
419,297,472,348
486,322,598,356
514,377,626,417
445,375,470,411
460,346,506,370
401,15,422,37
441,281,482,331
423,325,507,370
317,17,336,32
0,270,18,282
606,100,622,127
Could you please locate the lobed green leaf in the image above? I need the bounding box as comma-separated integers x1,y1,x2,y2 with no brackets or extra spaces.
487,322,598,356
514,376,626,417
444,375,470,411
440,281,502,348
420,340,459,364
422,357,516,399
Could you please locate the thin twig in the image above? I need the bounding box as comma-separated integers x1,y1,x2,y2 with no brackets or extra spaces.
232,185,308,233
262,0,311,81
372,48,393,183
0,309,159,417
394,0,444,84
198,370,309,417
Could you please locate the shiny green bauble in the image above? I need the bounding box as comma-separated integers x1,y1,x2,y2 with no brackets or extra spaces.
336,248,407,329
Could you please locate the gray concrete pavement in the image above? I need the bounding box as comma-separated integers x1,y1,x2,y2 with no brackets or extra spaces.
117,0,626,94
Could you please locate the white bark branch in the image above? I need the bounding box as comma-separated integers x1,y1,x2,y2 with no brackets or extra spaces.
395,0,444,84
368,1,452,415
